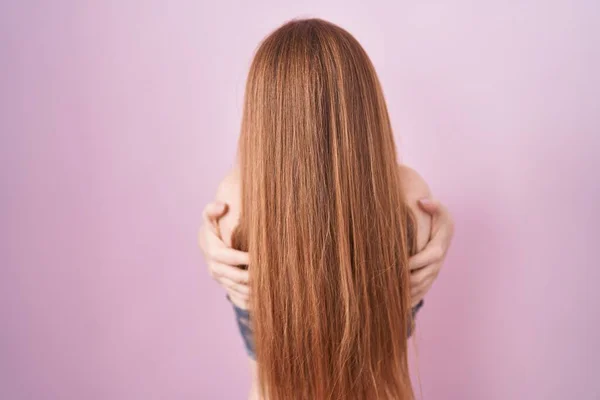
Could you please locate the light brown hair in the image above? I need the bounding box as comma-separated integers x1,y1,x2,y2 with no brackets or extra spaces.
233,18,416,399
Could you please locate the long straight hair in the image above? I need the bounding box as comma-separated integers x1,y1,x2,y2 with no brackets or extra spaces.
233,18,416,400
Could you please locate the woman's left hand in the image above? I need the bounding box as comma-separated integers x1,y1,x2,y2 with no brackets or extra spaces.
409,198,454,306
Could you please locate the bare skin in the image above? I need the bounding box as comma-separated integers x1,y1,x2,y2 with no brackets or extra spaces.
199,167,454,310
204,165,440,399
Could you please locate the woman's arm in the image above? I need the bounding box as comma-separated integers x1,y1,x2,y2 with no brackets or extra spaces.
409,199,454,303
398,165,435,306
198,172,251,308
199,168,454,308
398,165,454,304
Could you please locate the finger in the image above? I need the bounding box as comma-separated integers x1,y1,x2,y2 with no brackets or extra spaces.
411,291,426,307
202,202,229,236
198,225,222,256
224,289,249,305
198,221,220,250
417,198,442,215
202,201,228,222
211,247,250,267
211,262,250,283
200,223,225,248
219,276,251,296
411,286,424,301
431,210,454,245
226,291,249,309
414,273,437,295
200,225,244,264
225,288,250,307
409,241,444,270
410,266,431,287
411,279,428,299
411,276,434,298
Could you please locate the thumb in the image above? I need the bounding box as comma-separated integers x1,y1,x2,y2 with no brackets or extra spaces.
417,198,441,215
203,201,229,223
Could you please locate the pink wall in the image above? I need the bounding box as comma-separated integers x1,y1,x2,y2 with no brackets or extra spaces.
1,1,598,399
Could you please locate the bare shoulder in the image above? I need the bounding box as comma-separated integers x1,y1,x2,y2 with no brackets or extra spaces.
214,169,241,247
398,165,432,252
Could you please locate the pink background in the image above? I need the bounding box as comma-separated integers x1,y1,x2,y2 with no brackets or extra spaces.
1,1,599,399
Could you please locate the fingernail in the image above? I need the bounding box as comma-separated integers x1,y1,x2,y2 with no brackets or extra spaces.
419,198,431,204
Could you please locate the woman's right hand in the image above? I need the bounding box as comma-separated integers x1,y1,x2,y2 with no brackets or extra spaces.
198,201,251,308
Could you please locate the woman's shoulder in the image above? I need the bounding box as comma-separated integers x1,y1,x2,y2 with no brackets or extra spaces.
214,169,241,247
398,165,430,199
397,164,432,252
